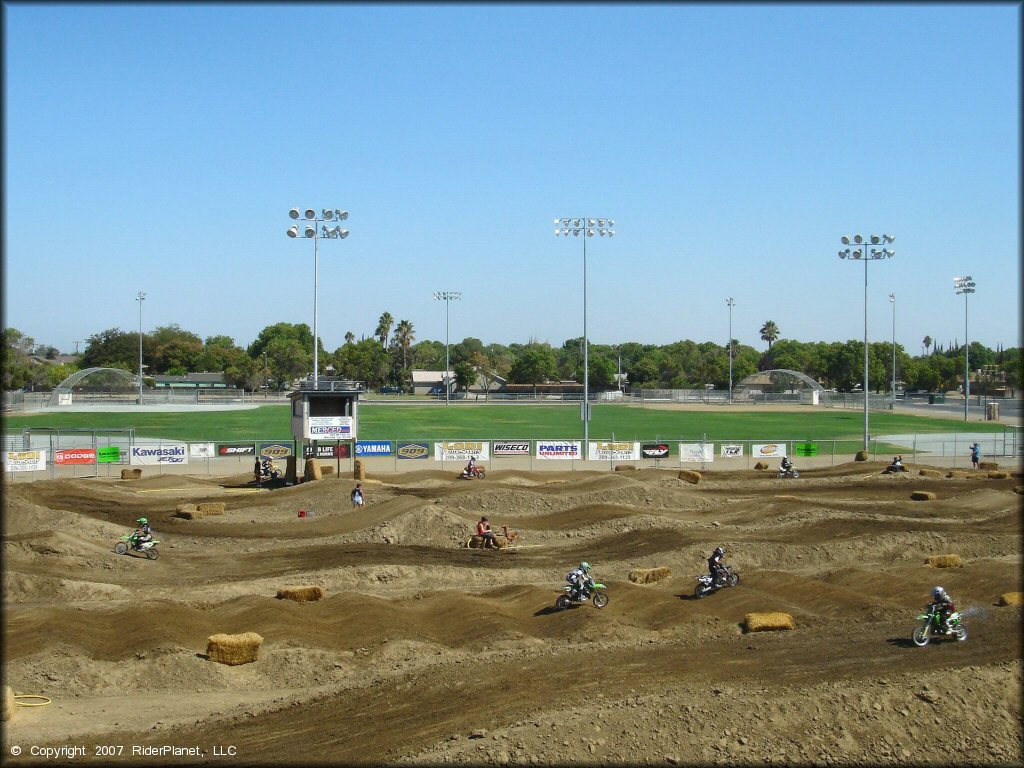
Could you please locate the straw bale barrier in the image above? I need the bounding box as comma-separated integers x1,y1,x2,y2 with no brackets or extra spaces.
206,632,263,666
197,502,225,516
304,459,323,482
677,470,701,484
918,469,942,478
997,592,1023,606
987,470,1009,480
745,612,795,633
320,465,334,476
614,464,637,472
753,461,769,471
911,491,937,501
979,461,999,470
354,459,366,480
120,468,142,480
465,534,511,550
1014,486,1024,496
276,586,325,603
628,567,672,584
3,685,13,721
925,554,963,568
855,450,868,462
946,470,970,479
175,503,203,520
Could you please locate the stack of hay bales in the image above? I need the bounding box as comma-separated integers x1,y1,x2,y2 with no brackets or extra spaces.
628,567,672,584
925,554,963,568
918,469,942,478
614,464,637,472
276,586,325,603
745,612,795,632
353,460,366,481
911,491,937,501
979,461,999,470
678,470,701,484
997,592,1023,606
121,468,142,480
320,465,334,477
753,461,769,471
175,503,201,520
304,459,323,482
198,502,225,516
987,470,1009,479
206,632,263,666
946,470,970,479
854,450,869,462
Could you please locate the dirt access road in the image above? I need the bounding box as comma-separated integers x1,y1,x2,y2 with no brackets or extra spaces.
3,460,1021,765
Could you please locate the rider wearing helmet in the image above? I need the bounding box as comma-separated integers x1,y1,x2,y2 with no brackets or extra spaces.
133,517,153,550
780,456,793,474
930,586,956,632
708,547,727,585
566,561,593,601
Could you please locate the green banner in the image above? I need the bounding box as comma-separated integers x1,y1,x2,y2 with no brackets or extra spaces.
97,446,121,464
794,443,818,457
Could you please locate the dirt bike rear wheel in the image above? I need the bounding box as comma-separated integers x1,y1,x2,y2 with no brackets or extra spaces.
727,572,740,587
146,548,159,560
114,542,129,555
911,625,931,647
555,595,571,611
592,591,609,609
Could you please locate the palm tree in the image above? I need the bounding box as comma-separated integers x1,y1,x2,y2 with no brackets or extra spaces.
375,312,393,349
759,321,780,350
394,319,415,371
344,331,355,346
922,335,932,357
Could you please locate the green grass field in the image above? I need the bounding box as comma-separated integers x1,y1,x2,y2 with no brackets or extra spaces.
2,404,1008,455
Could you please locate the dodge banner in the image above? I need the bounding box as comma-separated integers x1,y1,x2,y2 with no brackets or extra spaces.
54,448,96,465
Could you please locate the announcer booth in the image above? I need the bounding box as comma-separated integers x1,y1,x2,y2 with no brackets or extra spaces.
288,379,363,480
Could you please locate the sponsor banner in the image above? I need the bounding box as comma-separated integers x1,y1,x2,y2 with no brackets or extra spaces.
588,441,640,461
218,443,256,456
259,443,293,460
307,416,355,440
752,443,787,459
303,443,352,459
355,441,392,457
189,442,215,459
641,443,670,459
54,448,96,465
3,450,47,472
795,442,819,457
720,443,743,458
397,442,430,460
493,440,531,456
434,441,490,462
130,444,188,465
536,441,582,460
679,443,714,463
97,446,121,464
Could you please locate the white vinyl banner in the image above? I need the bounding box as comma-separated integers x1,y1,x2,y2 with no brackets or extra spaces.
536,441,582,460
752,443,787,459
588,441,640,461
189,442,215,458
307,416,355,441
130,443,188,465
434,441,490,461
679,443,713,463
720,443,744,458
3,450,47,472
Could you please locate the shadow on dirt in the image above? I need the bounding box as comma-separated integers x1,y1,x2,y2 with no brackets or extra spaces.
886,637,921,648
534,605,568,616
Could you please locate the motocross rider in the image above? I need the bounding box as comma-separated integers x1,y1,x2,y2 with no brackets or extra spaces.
930,586,956,632
464,455,477,477
133,517,153,550
476,516,497,549
566,561,593,601
708,547,727,585
780,456,793,474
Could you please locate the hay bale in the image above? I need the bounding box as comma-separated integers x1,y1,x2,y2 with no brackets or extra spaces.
197,502,225,516
304,459,323,481
1014,486,1024,495
997,592,1023,606
465,534,510,549
854,450,869,462
2,685,13,721
925,554,963,568
745,612,795,632
320,465,334,476
911,491,936,501
276,586,325,603
121,468,142,480
678,470,701,484
628,567,672,584
753,461,769,471
353,459,366,481
987,470,1009,479
918,469,942,478
614,464,637,472
175,508,204,520
946,470,970,479
979,461,999,470
206,632,263,666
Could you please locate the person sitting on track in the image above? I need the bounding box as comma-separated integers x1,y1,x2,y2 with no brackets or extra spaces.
476,516,497,549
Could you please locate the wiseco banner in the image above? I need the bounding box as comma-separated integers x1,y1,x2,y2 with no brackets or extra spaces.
54,448,97,465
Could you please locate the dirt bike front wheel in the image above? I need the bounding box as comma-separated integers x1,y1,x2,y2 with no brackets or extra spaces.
911,625,931,647
476,470,485,479
114,542,129,555
694,584,710,599
592,592,609,609
145,548,159,560
791,470,800,478
727,572,740,587
954,625,967,642
555,595,571,611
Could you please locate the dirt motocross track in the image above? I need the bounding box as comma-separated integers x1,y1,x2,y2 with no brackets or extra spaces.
3,462,1022,766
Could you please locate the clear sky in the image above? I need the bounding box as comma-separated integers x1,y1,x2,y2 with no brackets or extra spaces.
3,3,1020,358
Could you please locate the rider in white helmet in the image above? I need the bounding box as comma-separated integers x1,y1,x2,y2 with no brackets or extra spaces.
133,517,153,550
566,561,593,601
708,547,727,584
930,586,956,632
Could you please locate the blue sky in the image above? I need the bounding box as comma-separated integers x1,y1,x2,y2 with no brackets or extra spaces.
4,3,1019,357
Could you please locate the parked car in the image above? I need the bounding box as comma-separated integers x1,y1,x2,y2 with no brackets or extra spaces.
378,386,402,394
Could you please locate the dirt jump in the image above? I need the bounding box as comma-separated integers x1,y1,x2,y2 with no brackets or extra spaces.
2,461,1021,765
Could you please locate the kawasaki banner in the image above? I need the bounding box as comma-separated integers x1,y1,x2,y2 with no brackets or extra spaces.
131,443,188,465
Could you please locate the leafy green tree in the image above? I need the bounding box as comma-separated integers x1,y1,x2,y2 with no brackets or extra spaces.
453,361,476,391
508,343,558,385
81,328,146,371
334,338,389,387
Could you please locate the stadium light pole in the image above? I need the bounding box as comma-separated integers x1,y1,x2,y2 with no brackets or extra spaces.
954,276,976,421
287,207,349,387
433,291,462,405
726,297,735,404
135,291,145,399
555,217,615,450
889,293,896,407
838,233,895,452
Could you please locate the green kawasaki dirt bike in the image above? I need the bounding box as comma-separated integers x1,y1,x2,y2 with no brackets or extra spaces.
911,607,967,646
114,533,160,560
556,578,608,610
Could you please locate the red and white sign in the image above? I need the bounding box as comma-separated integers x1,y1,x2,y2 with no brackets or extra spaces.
54,448,97,465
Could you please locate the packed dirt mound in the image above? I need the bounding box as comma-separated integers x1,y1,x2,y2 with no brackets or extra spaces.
2,462,1020,765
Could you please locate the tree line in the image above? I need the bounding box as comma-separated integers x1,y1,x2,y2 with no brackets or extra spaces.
3,316,1020,397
